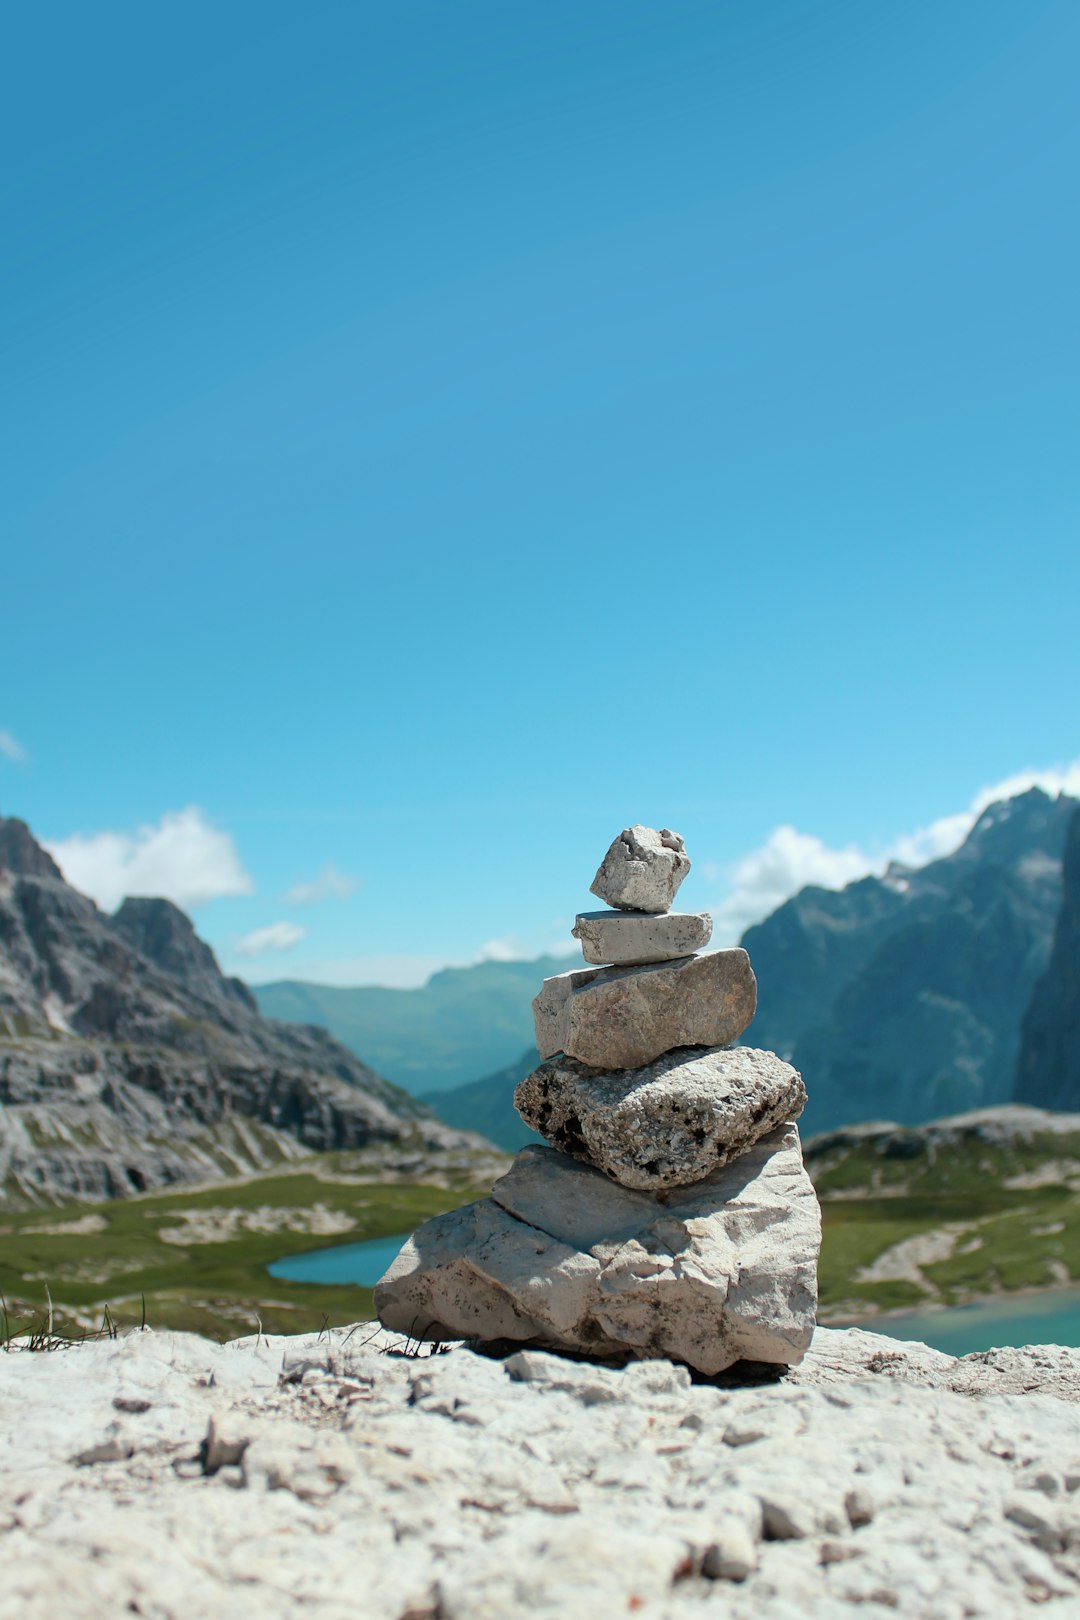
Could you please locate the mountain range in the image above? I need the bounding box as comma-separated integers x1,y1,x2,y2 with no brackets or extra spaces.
6,788,1077,1198
254,957,573,1095
745,786,1076,1134
0,815,474,1205
267,787,1078,1144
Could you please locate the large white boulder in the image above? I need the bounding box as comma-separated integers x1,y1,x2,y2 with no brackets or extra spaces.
374,1124,820,1374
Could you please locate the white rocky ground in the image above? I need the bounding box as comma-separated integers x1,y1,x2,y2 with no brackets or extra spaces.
5,1323,1080,1619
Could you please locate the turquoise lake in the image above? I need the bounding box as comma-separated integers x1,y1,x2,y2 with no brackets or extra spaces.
267,1233,410,1287
268,1237,1080,1356
841,1287,1080,1356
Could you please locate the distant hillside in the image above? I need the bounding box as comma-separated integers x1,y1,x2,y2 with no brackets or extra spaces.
254,957,575,1096
805,1104,1080,1319
1015,806,1080,1110
744,788,1076,1135
0,815,477,1206
422,1048,542,1151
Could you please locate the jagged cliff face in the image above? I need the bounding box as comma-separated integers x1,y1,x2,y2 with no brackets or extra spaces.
1014,807,1080,1111
0,815,470,1204
742,788,1077,1134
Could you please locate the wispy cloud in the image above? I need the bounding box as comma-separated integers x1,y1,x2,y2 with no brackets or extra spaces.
234,921,307,958
239,952,455,988
0,729,26,764
475,930,579,964
710,827,869,941
45,806,254,912
710,761,1080,943
285,863,359,905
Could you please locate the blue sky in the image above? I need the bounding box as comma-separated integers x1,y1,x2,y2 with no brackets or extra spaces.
3,1,1079,985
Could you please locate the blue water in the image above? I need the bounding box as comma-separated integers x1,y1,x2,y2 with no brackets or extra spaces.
846,1287,1080,1356
267,1232,410,1287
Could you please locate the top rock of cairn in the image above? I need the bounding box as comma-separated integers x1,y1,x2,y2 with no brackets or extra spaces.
589,824,691,913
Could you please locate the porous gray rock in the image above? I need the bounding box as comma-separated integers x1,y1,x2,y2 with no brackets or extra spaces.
514,1045,806,1190
374,1124,820,1372
572,908,713,966
532,949,757,1070
590,824,691,913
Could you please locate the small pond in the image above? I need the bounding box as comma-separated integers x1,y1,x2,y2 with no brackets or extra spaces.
267,1232,410,1288
842,1286,1080,1356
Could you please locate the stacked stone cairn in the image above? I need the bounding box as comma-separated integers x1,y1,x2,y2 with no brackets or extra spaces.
375,825,822,1375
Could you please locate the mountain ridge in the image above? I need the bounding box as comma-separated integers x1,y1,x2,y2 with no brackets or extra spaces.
0,814,481,1204
255,955,576,1095
745,787,1076,1133
255,789,1078,1139
1014,805,1080,1111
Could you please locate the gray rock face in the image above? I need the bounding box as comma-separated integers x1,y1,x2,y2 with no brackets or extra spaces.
532,949,757,1070
375,1125,820,1373
514,1045,806,1190
0,815,482,1205
590,825,690,913
572,908,713,965
745,786,1077,1137
1016,806,1080,1110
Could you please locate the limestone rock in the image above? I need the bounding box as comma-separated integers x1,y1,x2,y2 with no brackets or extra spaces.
374,1124,821,1373
514,1045,806,1190
590,825,690,913
532,949,757,1070
8,1318,1080,1618
572,908,713,966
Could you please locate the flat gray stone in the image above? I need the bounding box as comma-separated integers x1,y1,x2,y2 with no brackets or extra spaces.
514,1045,806,1189
572,909,713,966
374,1125,820,1373
532,949,757,1071
590,825,690,913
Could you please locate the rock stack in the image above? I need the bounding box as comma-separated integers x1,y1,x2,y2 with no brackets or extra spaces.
375,825,822,1375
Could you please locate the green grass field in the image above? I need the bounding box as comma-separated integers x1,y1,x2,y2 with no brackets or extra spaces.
813,1123,1080,1318
0,1154,495,1342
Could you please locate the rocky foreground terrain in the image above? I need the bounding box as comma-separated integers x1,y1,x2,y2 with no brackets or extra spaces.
4,1322,1080,1618
0,815,480,1206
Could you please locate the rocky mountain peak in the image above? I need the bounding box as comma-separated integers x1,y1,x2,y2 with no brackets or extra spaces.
954,786,1066,872
744,786,1078,1134
110,896,254,1012
0,816,64,882
1,810,478,1202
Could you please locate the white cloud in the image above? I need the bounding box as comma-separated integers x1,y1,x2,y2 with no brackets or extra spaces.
0,729,26,763
234,921,307,958
475,930,578,964
239,952,455,989
891,763,1080,867
285,863,359,905
476,935,525,963
711,826,870,942
46,807,254,913
710,760,1080,943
